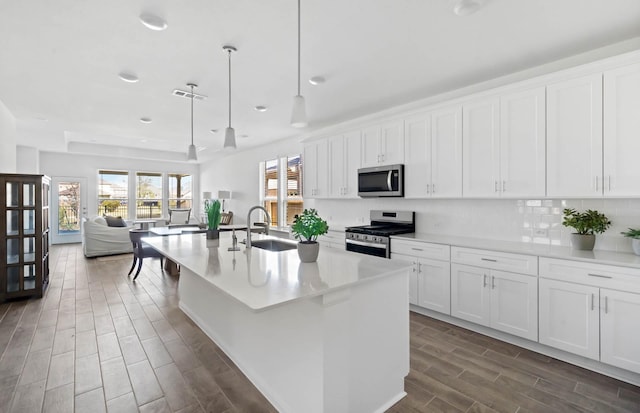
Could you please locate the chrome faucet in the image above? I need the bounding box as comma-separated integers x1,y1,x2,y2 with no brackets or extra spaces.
246,205,271,248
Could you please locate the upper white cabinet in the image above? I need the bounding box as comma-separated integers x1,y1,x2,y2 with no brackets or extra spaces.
302,140,327,198
547,74,603,197
328,131,361,198
462,88,545,198
404,105,462,198
361,120,404,167
603,63,640,196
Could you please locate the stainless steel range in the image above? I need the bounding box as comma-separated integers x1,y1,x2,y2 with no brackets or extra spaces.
345,210,415,258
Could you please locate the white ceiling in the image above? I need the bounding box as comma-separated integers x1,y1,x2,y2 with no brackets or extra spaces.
1,0,640,162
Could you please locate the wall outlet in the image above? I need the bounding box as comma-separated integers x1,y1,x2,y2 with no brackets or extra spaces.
533,228,548,237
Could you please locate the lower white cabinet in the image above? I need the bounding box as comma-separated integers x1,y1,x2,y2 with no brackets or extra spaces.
451,263,538,341
391,239,450,314
539,277,640,373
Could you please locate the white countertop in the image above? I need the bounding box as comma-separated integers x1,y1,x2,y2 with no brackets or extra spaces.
393,233,640,269
143,232,410,312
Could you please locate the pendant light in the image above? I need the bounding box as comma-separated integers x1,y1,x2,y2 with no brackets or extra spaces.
223,45,237,149
290,0,307,128
186,83,198,162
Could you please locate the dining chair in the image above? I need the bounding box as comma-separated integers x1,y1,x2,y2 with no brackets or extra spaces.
128,229,164,280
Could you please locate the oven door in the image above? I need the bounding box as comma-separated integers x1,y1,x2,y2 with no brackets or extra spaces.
345,238,389,258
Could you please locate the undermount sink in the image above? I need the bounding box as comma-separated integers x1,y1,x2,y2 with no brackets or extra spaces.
249,239,297,252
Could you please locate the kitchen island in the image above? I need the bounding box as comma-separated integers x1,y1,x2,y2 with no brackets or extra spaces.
143,232,411,413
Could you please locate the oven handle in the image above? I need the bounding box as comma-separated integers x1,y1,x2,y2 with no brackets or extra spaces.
345,238,388,249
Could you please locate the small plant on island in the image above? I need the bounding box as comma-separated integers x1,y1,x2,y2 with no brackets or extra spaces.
204,199,221,231
291,208,329,243
562,208,611,235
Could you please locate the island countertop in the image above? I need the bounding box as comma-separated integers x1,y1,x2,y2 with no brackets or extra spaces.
143,232,410,312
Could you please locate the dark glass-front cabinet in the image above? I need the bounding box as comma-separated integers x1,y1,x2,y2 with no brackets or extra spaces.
0,174,50,301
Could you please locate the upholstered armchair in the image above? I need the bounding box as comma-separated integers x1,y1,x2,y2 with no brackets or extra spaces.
166,208,198,227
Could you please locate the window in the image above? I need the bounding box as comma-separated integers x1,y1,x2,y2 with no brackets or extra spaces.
168,174,192,209
260,155,303,227
136,172,163,219
98,170,128,218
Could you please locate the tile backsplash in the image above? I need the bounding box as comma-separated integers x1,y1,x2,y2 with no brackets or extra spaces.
314,198,640,253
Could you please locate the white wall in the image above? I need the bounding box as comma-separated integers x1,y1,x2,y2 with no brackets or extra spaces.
0,99,17,173
40,151,200,219
16,145,40,173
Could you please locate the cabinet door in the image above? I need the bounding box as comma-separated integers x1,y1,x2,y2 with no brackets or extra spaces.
380,120,404,165
489,270,538,341
328,135,346,198
431,104,463,198
462,98,500,197
404,113,432,198
600,289,640,374
451,263,491,326
418,258,451,315
303,140,327,198
539,278,599,360
343,130,361,198
361,125,381,167
391,253,418,305
547,74,603,197
500,87,546,197
603,63,640,196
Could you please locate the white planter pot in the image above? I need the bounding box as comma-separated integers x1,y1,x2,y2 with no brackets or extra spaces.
632,238,640,256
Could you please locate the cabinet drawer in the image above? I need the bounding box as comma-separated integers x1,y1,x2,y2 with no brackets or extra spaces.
391,239,450,261
539,257,640,294
451,247,537,276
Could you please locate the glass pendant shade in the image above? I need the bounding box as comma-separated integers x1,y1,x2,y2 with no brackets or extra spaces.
290,95,307,128
187,144,197,161
223,126,236,149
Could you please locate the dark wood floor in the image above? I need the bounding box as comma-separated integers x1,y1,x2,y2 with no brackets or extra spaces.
0,244,638,412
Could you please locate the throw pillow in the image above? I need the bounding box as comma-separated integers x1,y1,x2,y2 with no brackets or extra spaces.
170,210,190,224
105,216,127,227
93,216,107,226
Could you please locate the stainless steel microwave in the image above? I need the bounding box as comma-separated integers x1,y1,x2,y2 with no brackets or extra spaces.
357,164,404,197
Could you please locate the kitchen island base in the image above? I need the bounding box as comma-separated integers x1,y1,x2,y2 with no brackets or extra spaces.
178,266,409,413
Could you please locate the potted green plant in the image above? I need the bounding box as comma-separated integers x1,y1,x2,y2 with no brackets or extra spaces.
291,208,329,262
204,199,222,243
562,208,612,251
620,228,640,256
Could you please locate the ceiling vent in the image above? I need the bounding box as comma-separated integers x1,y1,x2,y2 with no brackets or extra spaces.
172,88,207,100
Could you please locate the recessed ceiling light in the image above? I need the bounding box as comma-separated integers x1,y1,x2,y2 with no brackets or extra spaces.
210,129,218,134
140,117,152,123
118,72,139,83
254,106,268,112
309,76,325,85
33,116,48,122
240,134,249,139
198,146,207,152
90,139,97,143
139,13,168,31
140,139,148,143
453,0,484,16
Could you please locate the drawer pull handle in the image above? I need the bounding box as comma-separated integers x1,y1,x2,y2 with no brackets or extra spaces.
588,273,612,279
483,274,488,287
411,248,423,251
481,258,497,262
491,275,496,289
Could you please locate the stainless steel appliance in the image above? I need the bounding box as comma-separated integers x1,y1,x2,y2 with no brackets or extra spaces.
345,210,415,258
357,164,404,197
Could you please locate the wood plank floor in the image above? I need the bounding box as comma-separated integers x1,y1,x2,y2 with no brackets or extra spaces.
0,244,638,412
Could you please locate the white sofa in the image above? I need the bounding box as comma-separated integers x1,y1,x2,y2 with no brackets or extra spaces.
82,216,133,257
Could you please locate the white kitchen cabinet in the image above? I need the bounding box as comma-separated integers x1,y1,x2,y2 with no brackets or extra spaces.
462,97,500,197
303,140,328,198
462,88,545,198
328,131,361,198
603,63,640,196
600,289,640,373
546,74,603,197
404,105,462,198
318,229,345,250
391,239,450,314
361,120,404,167
451,247,538,341
539,257,640,373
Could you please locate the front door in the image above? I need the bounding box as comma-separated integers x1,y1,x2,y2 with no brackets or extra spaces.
51,177,87,244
